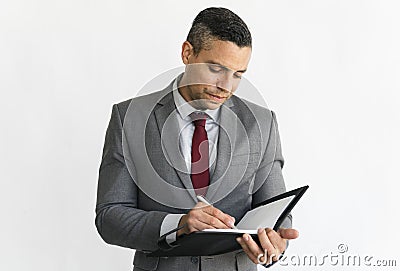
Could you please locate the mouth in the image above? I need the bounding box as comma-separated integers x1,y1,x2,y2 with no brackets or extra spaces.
206,92,228,103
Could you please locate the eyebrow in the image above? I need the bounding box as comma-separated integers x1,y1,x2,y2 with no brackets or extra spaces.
205,60,247,73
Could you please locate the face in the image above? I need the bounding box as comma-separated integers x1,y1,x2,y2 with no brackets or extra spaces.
179,40,252,110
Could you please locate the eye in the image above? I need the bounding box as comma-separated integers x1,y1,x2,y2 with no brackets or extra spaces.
233,73,242,79
208,64,223,73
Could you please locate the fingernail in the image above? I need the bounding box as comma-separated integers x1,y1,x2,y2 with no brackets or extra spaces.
258,228,264,234
244,235,249,241
229,221,235,228
236,237,241,243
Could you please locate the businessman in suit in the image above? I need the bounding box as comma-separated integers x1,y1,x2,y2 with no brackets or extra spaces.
96,7,299,271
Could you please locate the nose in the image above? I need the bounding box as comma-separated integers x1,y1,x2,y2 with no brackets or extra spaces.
215,73,233,93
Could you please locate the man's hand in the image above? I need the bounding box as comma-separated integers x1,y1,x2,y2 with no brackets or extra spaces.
236,228,299,265
177,202,236,236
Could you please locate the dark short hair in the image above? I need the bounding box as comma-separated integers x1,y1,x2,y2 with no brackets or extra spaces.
187,7,252,55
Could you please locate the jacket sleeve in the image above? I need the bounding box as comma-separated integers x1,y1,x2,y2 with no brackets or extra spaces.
95,104,169,252
251,110,292,230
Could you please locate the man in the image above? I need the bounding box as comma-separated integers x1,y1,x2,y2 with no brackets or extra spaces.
96,7,298,271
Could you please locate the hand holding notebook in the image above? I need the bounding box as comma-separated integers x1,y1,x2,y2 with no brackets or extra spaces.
149,185,309,257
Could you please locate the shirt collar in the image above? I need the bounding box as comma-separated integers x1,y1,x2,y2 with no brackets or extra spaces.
172,77,221,122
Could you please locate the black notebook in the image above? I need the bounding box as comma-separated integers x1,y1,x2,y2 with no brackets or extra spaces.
148,185,309,257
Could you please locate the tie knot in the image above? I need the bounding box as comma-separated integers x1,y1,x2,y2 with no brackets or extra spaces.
190,112,208,127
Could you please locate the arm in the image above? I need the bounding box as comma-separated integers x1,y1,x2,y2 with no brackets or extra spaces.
237,111,298,266
95,104,169,252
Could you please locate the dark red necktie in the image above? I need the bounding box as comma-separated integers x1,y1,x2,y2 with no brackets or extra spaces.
190,112,210,196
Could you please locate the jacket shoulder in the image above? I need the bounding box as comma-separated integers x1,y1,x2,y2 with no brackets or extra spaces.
230,95,275,123
113,89,169,120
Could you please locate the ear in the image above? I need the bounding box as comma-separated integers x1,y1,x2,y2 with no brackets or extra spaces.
181,41,194,65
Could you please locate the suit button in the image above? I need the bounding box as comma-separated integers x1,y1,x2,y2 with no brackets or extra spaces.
191,256,199,264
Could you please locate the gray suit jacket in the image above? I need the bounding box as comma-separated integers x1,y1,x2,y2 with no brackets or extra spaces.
95,79,292,271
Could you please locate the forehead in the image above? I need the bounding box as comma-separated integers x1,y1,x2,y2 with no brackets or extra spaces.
196,40,252,72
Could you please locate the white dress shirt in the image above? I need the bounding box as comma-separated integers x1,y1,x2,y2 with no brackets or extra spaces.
159,78,221,243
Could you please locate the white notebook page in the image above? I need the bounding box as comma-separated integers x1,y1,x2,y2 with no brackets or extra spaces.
202,195,295,234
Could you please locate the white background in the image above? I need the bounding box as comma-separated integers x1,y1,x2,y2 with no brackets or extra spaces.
1,1,399,270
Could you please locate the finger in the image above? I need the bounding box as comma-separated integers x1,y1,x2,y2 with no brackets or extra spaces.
188,206,230,230
202,205,235,228
265,228,284,261
185,211,218,232
198,211,232,229
236,237,260,264
278,228,299,240
187,204,232,230
258,228,277,263
242,234,265,264
186,217,216,233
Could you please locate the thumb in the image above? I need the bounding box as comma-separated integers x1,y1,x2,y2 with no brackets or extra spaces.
278,228,299,240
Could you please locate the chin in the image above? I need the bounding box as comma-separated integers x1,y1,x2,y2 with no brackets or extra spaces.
204,100,223,110
192,99,222,110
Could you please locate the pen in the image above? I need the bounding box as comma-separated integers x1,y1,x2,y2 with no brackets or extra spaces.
196,195,238,229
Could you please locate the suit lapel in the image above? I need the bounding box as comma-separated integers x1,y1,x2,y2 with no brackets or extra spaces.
154,90,198,203
206,99,238,201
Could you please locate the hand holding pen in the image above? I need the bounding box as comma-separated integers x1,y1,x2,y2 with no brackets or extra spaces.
177,195,237,236
196,195,238,229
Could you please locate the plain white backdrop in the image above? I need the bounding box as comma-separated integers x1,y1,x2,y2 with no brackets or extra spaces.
1,1,399,270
